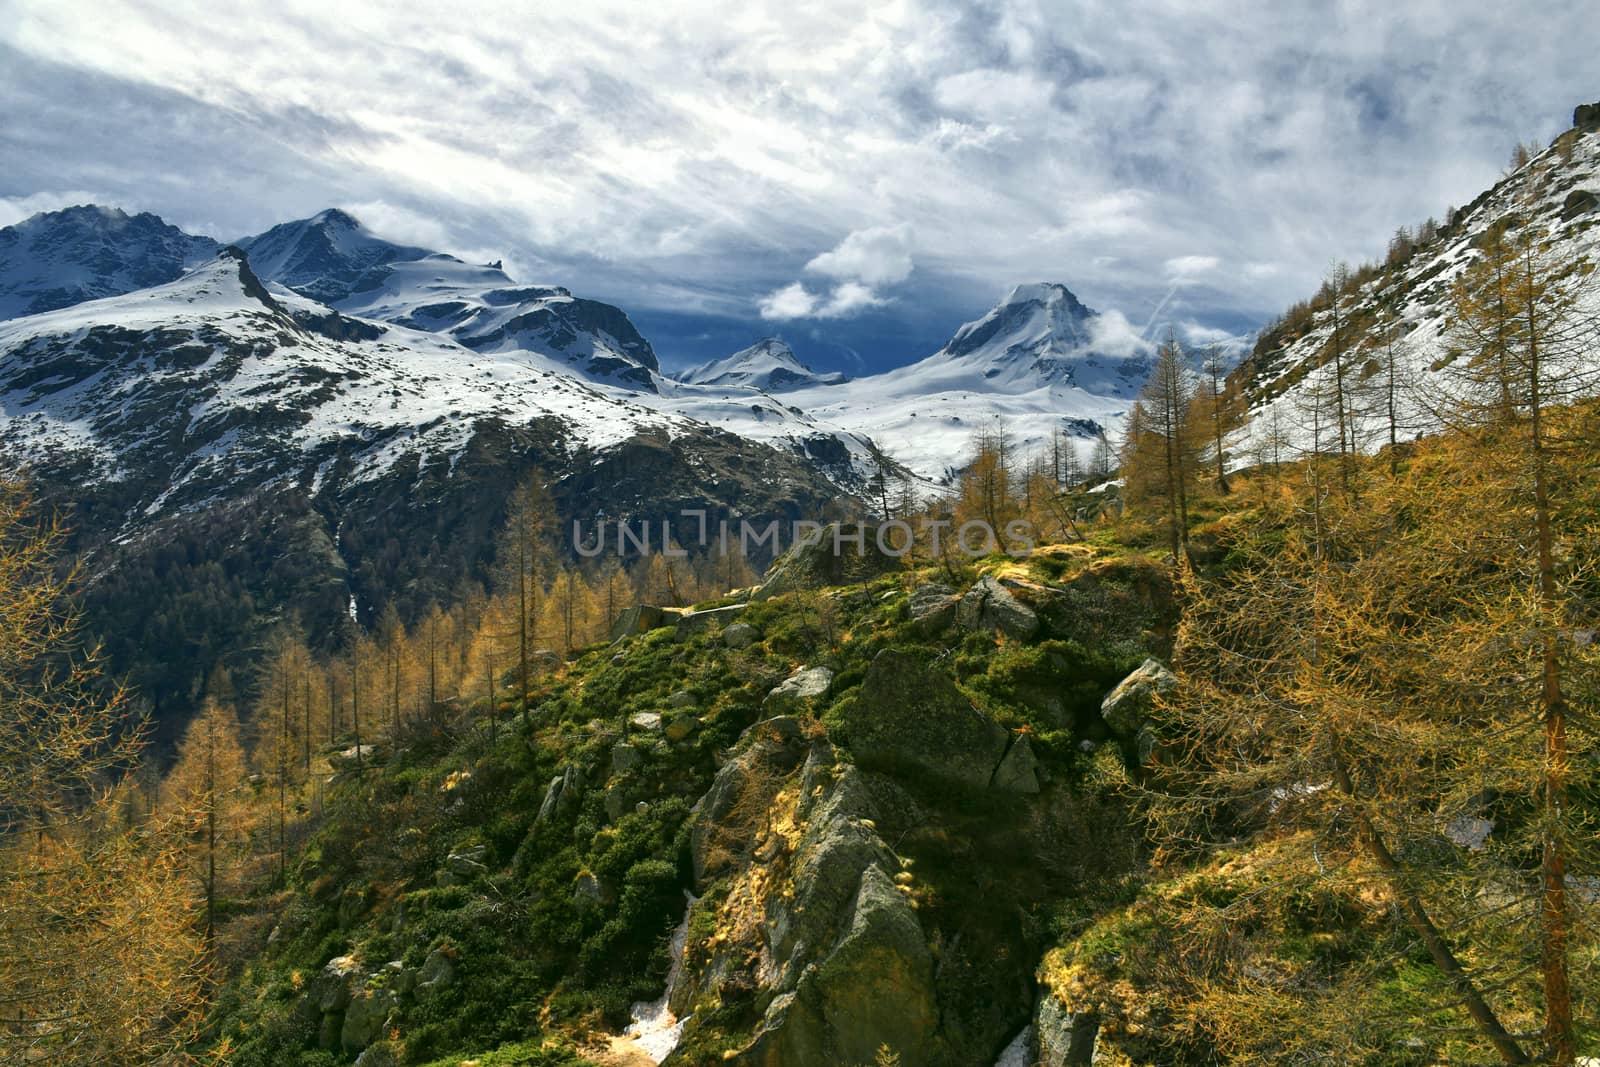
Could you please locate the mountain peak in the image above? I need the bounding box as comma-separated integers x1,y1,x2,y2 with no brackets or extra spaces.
310,207,363,230
919,280,1151,397
236,211,430,305
0,206,220,320
679,335,842,391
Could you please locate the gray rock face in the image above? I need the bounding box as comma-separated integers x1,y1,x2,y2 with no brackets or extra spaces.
908,582,959,635
763,665,835,712
704,760,939,1066
667,689,697,709
341,988,395,1053
329,743,382,771
612,742,643,773
629,710,663,732
723,621,759,649
958,576,1040,640
415,948,455,1000
664,712,700,742
812,864,938,1065
353,1042,400,1067
1034,993,1098,1066
1100,658,1177,736
609,604,666,642
990,734,1041,793
840,649,1010,790
445,844,489,878
572,871,612,910
317,955,362,1013
537,764,584,824
675,602,748,639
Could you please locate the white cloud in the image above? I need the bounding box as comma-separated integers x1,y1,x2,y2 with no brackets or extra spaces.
758,282,819,320
1181,322,1237,347
344,199,458,252
758,280,887,320
1164,255,1222,283
819,281,886,316
1087,309,1153,359
1,0,1594,355
0,190,113,228
804,224,914,286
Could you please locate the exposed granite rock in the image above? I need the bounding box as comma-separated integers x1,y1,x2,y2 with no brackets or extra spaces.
958,576,1040,640
1100,658,1177,736
839,649,1010,790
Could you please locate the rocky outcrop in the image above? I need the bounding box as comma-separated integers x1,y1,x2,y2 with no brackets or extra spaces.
1033,994,1098,1066
610,604,668,641
763,665,834,713
1100,658,1176,736
723,622,759,649
690,717,809,888
908,582,959,635
682,734,939,1067
990,734,1041,794
957,576,1040,640
537,763,585,824
754,522,903,600
838,649,1012,791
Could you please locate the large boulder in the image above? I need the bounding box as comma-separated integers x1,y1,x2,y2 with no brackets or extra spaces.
811,864,938,1065
838,649,1010,790
754,522,903,600
763,665,834,712
317,955,362,1013
958,576,1040,640
611,742,643,773
414,948,455,1000
1100,658,1177,736
908,582,959,635
536,764,584,824
990,734,1041,794
340,987,395,1053
723,621,759,649
610,604,667,642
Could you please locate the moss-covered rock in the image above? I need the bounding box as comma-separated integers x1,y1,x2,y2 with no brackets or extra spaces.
837,648,1010,790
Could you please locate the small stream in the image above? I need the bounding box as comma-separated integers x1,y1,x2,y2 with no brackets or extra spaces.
623,891,699,1063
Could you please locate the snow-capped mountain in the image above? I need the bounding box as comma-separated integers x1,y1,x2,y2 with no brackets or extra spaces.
234,208,432,303
931,282,1151,396
0,205,219,320
241,210,663,390
0,238,864,722
786,283,1153,481
1235,102,1600,457
678,337,844,391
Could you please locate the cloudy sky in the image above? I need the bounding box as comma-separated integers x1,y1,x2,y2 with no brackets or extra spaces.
1,1,1592,374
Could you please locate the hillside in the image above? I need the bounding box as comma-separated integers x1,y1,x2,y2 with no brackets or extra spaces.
1232,102,1600,454
202,520,1177,1067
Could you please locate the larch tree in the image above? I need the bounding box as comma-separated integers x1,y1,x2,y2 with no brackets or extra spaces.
1194,343,1243,493
159,694,251,950
1125,334,1197,557
1140,476,1546,1063
0,478,206,1063
495,471,556,718
1429,208,1600,1063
